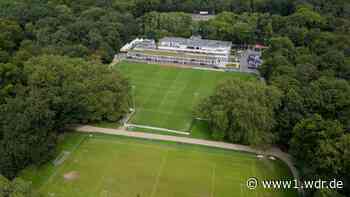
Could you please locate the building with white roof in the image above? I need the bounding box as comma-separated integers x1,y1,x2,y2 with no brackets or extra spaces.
158,36,232,56
120,36,236,68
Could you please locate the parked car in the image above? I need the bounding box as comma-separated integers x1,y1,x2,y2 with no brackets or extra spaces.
247,55,262,69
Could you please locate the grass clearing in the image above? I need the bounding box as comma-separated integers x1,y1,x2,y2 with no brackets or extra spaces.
21,133,298,197
117,61,256,131
20,132,86,188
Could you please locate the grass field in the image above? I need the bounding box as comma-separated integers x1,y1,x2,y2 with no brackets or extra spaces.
21,133,297,197
117,61,255,131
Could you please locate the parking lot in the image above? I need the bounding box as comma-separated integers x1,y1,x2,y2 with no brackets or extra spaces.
239,49,262,74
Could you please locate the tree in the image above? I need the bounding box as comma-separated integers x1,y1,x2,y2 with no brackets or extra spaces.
313,188,345,197
271,76,306,145
337,134,350,194
282,26,308,46
23,55,131,125
0,87,57,178
0,175,11,196
264,36,295,60
305,77,350,129
0,19,23,63
338,58,350,81
295,63,319,84
259,54,292,82
318,50,345,71
288,6,324,28
290,114,345,178
256,13,273,43
0,63,23,104
140,12,193,40
1,55,131,178
204,12,258,44
197,79,281,146
134,0,161,17
11,40,42,66
0,175,36,197
20,4,136,64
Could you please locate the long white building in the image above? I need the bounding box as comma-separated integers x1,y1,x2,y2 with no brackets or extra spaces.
120,36,236,68
158,36,232,55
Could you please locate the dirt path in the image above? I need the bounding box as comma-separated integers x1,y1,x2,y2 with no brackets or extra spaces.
74,125,300,188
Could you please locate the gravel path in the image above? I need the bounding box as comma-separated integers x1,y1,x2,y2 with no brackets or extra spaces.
74,125,300,189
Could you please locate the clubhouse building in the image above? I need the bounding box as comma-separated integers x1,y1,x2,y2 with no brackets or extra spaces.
120,36,239,68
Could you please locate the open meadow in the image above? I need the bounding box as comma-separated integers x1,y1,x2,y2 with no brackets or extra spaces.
117,61,256,131
21,133,298,197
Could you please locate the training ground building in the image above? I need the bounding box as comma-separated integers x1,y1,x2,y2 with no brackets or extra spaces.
120,36,239,69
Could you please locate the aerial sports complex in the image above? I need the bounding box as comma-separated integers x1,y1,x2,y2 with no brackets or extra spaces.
20,56,298,197
20,37,298,197
117,36,265,134
119,36,265,70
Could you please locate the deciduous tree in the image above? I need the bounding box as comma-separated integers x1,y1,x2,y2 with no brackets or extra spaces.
197,79,281,146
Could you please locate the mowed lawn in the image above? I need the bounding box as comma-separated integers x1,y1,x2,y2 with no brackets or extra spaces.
22,133,297,197
117,61,256,131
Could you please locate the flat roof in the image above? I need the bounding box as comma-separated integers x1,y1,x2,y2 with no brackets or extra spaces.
159,36,232,48
134,39,156,49
130,49,223,60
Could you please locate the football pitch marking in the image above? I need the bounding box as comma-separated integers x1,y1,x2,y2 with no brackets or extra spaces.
89,138,259,163
125,66,193,134
52,151,70,166
100,189,110,197
125,71,193,135
75,125,300,189
36,132,299,197
40,134,88,190
252,160,258,197
118,61,252,132
151,150,169,197
211,164,217,197
157,69,180,109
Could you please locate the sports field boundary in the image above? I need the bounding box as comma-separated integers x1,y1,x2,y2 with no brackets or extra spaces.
121,109,135,125
125,123,190,135
120,60,251,74
73,124,301,196
52,151,70,166
40,134,88,190
120,62,195,135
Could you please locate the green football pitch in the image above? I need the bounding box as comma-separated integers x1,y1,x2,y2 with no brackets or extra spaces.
117,61,255,131
21,133,298,197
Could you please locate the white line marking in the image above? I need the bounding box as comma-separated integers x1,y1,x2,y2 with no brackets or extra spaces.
125,123,190,135
211,164,216,197
40,135,88,190
151,150,169,197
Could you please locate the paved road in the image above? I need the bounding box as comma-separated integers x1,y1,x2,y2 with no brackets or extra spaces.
74,125,300,185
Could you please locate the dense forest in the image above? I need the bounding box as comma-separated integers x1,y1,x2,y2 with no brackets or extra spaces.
0,0,349,196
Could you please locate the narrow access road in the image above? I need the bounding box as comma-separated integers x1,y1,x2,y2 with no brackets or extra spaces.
74,125,300,188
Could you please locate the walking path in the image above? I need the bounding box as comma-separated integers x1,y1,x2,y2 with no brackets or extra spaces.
74,125,299,180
